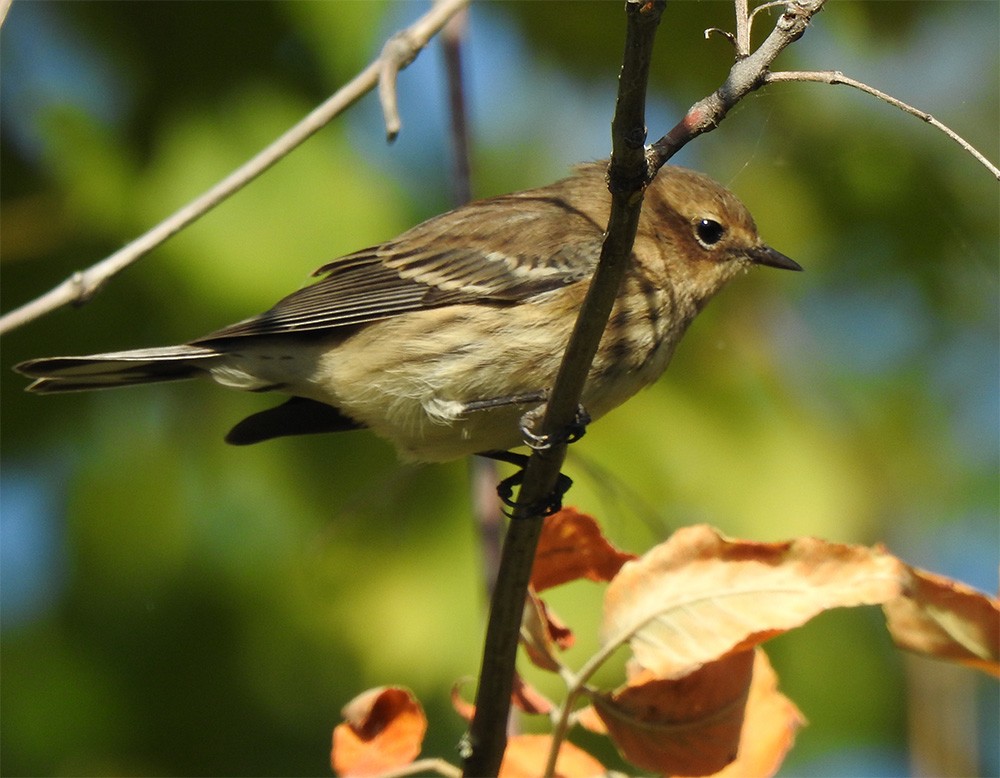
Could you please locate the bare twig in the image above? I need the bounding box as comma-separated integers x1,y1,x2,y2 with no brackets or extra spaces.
461,2,666,776
378,34,409,143
733,0,751,57
650,0,826,170
378,758,462,778
379,14,439,145
766,70,1000,180
749,0,789,30
439,8,506,600
667,0,998,182
442,8,473,205
0,0,470,337
704,26,736,48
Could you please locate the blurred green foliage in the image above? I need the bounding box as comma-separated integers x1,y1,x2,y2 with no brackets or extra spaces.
1,2,996,776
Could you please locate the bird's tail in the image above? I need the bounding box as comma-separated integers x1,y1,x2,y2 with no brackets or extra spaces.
15,345,220,393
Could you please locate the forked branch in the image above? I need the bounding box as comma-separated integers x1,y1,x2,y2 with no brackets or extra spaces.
652,0,998,180
650,0,825,170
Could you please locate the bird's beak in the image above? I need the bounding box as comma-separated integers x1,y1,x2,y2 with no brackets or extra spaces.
748,245,803,271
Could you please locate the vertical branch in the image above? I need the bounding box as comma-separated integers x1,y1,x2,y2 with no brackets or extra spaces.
443,8,473,205
733,0,751,57
460,2,666,776
440,8,506,600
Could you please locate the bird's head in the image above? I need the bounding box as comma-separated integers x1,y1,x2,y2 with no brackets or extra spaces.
640,166,801,307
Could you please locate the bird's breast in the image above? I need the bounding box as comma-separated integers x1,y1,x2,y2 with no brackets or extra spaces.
262,282,692,462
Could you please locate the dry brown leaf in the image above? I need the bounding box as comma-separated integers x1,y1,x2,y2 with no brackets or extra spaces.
331,686,426,776
531,508,637,591
697,650,806,778
522,588,575,672
884,565,1000,676
513,673,556,716
499,734,605,778
450,679,476,723
593,650,755,776
575,705,608,735
450,673,554,721
601,525,905,677
594,649,803,778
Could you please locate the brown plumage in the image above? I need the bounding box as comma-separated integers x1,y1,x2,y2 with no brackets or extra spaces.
16,162,800,461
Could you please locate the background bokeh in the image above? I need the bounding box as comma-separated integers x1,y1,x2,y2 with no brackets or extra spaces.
1,2,997,776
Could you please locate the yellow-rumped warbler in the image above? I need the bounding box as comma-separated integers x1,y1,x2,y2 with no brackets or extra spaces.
16,162,800,463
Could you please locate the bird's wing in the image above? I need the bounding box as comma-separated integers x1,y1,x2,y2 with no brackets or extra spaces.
195,191,605,342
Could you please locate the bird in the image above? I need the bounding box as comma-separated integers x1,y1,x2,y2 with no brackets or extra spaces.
16,162,800,470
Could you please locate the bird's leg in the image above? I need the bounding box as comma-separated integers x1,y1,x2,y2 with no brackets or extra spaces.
468,390,588,517
459,390,547,413
458,390,591,450
518,403,591,451
477,449,574,518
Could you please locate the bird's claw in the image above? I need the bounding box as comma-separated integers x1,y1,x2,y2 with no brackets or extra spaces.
519,403,591,451
479,450,574,518
496,468,573,519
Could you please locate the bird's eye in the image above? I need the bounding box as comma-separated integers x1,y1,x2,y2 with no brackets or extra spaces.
695,218,725,248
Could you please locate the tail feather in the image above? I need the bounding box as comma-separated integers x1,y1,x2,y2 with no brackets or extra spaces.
15,345,220,393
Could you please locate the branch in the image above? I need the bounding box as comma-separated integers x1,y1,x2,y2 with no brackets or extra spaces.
461,2,666,776
765,70,1000,180
440,10,507,601
0,0,470,337
463,3,847,772
655,0,998,182
442,8,474,206
378,758,462,778
650,0,825,170
733,0,751,56
438,8,506,598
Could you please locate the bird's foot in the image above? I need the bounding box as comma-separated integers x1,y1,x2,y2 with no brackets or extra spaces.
479,450,573,518
519,403,591,451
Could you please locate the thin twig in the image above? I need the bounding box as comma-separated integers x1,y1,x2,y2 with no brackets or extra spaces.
749,0,789,30
378,35,408,143
461,2,666,776
765,69,1000,180
733,0,751,57
440,8,505,601
650,0,826,171
0,0,470,337
443,8,473,205
377,757,463,778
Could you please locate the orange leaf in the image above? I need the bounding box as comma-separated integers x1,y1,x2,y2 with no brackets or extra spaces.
331,687,426,776
450,674,554,720
531,508,637,591
595,649,804,778
884,566,1000,676
522,588,575,672
593,650,755,775
575,705,608,735
450,679,476,722
512,674,555,716
601,525,905,677
499,734,605,778
699,650,806,778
